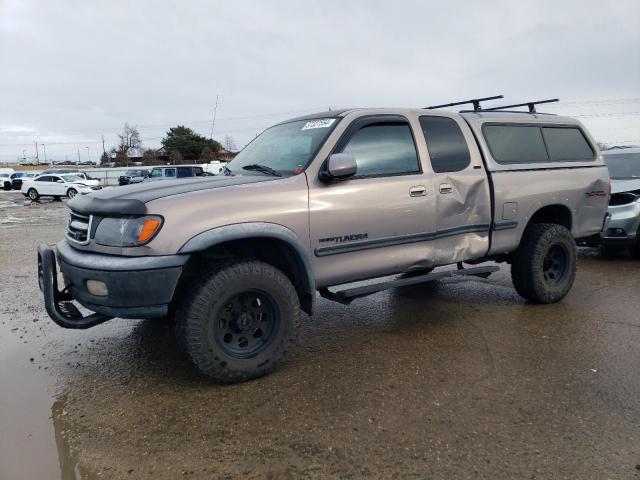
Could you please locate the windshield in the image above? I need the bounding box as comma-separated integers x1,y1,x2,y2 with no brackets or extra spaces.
150,168,163,178
61,175,83,182
604,152,640,179
226,118,340,176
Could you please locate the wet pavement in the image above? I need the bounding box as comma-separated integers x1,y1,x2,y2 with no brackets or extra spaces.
0,190,639,479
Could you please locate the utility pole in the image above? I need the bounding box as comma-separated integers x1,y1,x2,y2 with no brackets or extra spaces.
210,95,219,139
86,146,90,163
41,144,47,164
34,141,39,164
77,149,81,164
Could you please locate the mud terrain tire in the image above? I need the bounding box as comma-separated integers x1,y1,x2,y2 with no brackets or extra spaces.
175,260,299,383
511,223,576,304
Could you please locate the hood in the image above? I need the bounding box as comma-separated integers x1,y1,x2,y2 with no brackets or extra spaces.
611,178,640,194
73,179,100,187
68,174,274,215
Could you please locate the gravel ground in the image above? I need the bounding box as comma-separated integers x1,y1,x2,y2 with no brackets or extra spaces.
0,190,639,480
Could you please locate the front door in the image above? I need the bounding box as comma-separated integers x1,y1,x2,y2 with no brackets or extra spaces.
50,175,68,196
308,115,436,287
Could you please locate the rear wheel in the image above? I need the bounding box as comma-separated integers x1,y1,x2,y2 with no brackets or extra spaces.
511,223,576,303
66,188,77,198
27,188,39,200
175,260,299,383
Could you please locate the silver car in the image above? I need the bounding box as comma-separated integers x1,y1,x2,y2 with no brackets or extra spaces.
602,148,640,257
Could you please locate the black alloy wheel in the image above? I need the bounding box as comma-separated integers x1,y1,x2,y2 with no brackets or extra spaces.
213,290,279,359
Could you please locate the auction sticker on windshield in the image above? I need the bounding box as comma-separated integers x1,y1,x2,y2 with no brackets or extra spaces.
301,119,336,130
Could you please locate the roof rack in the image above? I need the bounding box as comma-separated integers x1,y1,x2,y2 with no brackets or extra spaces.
424,95,503,112
482,98,559,113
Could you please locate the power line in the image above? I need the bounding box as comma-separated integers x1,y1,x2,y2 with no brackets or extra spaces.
0,107,326,137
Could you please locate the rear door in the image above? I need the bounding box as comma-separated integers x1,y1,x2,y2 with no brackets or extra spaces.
418,114,492,261
33,175,55,195
176,167,191,178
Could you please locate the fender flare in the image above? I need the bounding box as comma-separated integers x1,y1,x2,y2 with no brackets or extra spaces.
178,222,316,313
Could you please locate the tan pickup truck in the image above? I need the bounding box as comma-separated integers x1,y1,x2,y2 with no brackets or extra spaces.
38,97,610,382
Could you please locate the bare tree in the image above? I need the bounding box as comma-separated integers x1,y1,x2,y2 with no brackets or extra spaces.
223,135,236,152
142,148,157,166
114,149,128,167
117,123,143,156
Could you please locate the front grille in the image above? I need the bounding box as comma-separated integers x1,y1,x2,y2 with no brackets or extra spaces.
66,211,92,245
609,192,637,206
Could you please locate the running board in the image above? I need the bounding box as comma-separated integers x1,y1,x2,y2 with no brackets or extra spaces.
318,265,500,305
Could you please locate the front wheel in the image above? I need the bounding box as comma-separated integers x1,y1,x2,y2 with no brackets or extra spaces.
510,223,576,304
27,188,39,200
66,188,77,198
175,260,300,383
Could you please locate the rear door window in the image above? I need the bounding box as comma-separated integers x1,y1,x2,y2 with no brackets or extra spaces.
176,167,192,178
542,127,594,161
35,176,53,182
341,122,420,177
483,125,548,164
419,116,471,173
164,168,176,177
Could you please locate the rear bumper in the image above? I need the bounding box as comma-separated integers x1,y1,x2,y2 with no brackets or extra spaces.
38,241,189,328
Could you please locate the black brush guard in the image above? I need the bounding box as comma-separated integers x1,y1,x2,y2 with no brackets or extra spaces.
37,244,113,329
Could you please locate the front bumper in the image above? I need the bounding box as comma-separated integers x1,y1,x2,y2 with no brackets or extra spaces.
38,241,190,328
600,202,640,244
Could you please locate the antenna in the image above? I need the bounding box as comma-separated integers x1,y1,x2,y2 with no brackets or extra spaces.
210,95,219,139
483,98,559,113
425,95,504,112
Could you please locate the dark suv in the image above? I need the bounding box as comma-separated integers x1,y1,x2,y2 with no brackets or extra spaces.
147,165,206,181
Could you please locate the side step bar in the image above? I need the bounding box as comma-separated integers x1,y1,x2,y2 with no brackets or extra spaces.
319,265,500,305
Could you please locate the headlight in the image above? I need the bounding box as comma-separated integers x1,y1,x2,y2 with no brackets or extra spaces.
94,215,163,247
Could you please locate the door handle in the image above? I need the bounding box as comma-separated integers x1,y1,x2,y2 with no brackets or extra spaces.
439,183,453,194
409,186,427,197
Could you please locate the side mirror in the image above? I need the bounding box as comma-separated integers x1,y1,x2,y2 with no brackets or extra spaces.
320,153,357,182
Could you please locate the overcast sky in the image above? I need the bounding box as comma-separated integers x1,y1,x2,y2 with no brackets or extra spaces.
1,0,639,163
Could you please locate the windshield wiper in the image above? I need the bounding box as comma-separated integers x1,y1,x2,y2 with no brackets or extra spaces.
241,164,282,177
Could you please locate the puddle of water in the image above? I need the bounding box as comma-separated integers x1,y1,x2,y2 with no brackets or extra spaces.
0,324,61,479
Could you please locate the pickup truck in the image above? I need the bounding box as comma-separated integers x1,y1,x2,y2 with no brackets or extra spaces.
38,99,610,383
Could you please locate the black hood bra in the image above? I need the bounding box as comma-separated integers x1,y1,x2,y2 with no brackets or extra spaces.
68,175,274,215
